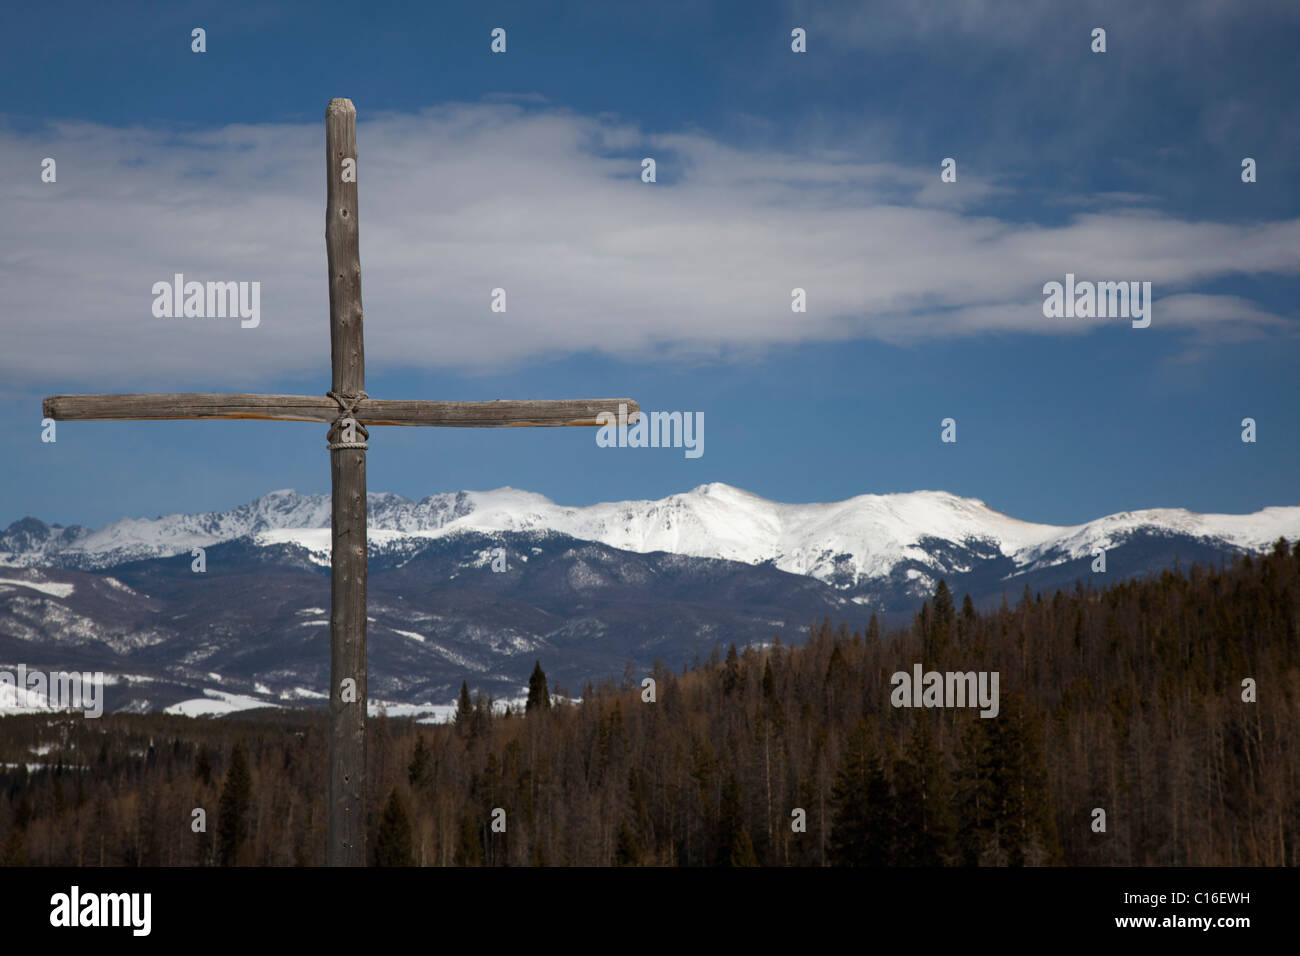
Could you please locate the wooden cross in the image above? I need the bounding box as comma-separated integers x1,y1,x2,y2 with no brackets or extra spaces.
42,98,639,866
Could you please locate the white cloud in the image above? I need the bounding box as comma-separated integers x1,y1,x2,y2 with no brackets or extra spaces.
2,102,1296,389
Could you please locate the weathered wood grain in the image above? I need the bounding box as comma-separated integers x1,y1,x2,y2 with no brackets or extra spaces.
326,97,367,868
43,394,642,427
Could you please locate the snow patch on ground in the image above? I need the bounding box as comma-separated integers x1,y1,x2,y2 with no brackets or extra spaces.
0,578,74,599
370,700,454,719
164,689,281,717
280,687,327,701
0,681,54,713
101,674,155,685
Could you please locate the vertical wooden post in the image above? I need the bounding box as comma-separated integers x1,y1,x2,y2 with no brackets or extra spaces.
325,97,367,866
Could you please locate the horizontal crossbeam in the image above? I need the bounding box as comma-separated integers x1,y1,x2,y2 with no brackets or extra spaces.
43,394,640,428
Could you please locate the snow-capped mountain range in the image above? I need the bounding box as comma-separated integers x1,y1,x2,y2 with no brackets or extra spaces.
3,483,1298,592
1,484,1296,715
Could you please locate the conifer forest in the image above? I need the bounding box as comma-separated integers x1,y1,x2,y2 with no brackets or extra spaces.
1,543,1296,867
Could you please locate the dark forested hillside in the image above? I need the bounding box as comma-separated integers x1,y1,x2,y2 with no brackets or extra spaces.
2,540,1297,866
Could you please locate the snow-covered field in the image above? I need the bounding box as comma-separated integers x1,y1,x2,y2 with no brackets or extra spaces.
164,689,280,717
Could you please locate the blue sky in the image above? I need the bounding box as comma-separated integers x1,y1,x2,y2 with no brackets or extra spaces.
2,0,1297,530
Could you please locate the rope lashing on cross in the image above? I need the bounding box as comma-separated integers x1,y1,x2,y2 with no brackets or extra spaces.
326,390,370,450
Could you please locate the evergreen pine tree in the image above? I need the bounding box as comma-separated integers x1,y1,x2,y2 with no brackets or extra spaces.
955,716,995,865
933,579,955,625
984,691,1060,865
722,644,741,696
958,594,977,643
455,681,473,734
893,716,957,865
216,739,253,866
454,811,482,866
195,745,213,785
926,579,955,661
373,788,415,866
526,661,550,712
830,720,896,865
408,735,429,787
761,658,784,727
716,774,756,866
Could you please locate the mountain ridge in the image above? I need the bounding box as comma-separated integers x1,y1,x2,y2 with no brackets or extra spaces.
3,484,1297,597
